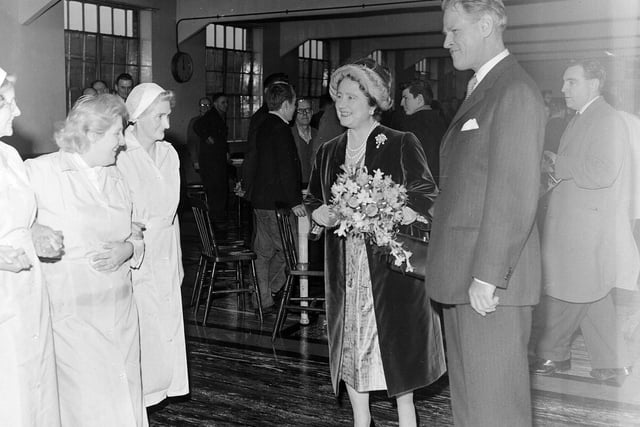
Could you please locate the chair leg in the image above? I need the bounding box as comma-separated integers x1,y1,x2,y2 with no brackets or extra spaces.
202,261,218,326
237,261,246,311
191,254,206,306
193,257,209,316
249,260,263,323
272,275,293,341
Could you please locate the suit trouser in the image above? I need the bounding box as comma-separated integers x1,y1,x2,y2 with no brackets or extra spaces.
252,209,298,308
535,293,630,369
442,304,533,427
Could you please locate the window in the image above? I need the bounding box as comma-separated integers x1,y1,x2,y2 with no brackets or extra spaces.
63,0,147,109
298,40,330,108
415,58,438,80
205,24,260,142
369,50,383,65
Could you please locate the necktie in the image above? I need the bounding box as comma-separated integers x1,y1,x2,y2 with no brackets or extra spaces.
465,75,478,100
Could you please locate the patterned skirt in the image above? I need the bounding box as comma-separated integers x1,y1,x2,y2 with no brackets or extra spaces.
339,236,387,392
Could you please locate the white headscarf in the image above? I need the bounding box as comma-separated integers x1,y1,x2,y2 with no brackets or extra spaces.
125,82,166,123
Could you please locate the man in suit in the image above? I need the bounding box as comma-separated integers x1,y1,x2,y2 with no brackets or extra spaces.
530,59,635,384
425,1,546,425
252,82,306,312
394,79,446,184
194,93,230,222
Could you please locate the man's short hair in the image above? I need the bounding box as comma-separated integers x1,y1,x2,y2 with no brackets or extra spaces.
265,82,295,111
91,79,108,88
402,79,434,105
441,0,507,32
569,59,606,92
211,92,226,103
115,72,133,85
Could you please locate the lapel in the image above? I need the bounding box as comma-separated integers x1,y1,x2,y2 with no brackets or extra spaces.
441,55,517,152
330,132,347,176
557,97,605,155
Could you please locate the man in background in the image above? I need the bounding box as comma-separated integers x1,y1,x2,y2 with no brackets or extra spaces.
252,82,306,313
187,97,212,171
531,59,636,386
194,93,230,224
114,72,134,101
291,98,318,187
243,73,289,202
91,79,109,94
394,79,446,183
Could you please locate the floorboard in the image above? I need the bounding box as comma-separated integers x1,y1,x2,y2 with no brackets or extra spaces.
146,208,640,426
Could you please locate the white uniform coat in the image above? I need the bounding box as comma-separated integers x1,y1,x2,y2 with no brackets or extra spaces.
0,143,60,426
25,151,147,427
118,129,189,406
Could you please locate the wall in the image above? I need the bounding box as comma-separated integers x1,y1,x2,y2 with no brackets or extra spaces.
0,0,66,155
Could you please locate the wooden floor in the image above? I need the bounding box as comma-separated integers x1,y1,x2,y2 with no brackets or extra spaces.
148,208,640,426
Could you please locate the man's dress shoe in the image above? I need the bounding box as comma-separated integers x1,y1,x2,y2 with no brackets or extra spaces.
531,358,571,375
590,367,632,386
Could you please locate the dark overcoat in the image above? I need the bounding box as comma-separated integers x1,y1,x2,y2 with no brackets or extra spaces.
305,125,445,397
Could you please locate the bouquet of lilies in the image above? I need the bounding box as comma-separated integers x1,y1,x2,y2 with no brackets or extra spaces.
330,164,426,272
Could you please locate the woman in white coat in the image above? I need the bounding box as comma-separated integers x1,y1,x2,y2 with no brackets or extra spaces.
0,68,61,426
117,83,189,407
25,94,147,427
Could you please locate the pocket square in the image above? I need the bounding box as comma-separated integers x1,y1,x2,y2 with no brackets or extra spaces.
461,118,479,131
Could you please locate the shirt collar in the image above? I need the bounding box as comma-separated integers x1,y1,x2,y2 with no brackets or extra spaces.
475,49,510,85
578,95,601,115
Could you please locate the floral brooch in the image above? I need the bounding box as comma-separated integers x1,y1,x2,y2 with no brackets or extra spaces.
375,133,387,149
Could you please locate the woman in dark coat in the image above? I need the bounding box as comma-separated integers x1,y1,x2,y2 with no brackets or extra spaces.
305,58,445,427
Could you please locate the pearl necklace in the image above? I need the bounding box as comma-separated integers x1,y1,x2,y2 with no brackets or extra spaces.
345,120,379,164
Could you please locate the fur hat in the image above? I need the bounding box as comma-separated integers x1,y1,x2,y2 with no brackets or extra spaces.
329,58,393,111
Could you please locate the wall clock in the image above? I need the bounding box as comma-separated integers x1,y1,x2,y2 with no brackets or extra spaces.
171,51,193,83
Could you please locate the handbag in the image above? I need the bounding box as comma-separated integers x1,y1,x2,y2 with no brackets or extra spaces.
388,223,429,279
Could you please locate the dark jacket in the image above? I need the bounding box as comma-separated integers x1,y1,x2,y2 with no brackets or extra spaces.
393,108,446,184
426,55,546,306
305,125,445,396
252,113,302,210
243,105,270,201
193,108,228,165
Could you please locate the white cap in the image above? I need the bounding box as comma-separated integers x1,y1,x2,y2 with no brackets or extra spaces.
125,82,165,122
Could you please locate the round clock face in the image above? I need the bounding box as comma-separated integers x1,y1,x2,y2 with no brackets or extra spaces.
171,52,193,83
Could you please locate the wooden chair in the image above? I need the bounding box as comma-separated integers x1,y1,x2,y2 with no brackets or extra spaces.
271,207,325,341
188,195,263,326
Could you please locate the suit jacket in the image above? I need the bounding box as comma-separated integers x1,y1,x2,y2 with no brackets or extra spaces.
305,125,444,397
426,55,546,306
194,108,228,169
543,98,639,302
243,104,269,201
251,113,302,210
393,108,446,184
